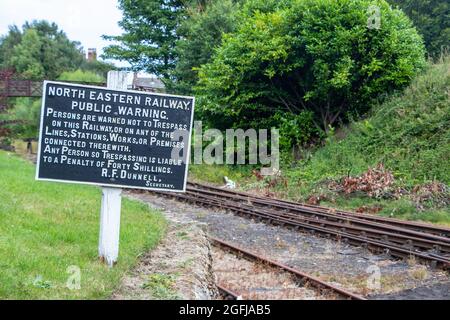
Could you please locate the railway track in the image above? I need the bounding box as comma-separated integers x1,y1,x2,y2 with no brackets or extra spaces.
188,182,450,238
155,182,450,269
212,237,366,300
217,284,240,300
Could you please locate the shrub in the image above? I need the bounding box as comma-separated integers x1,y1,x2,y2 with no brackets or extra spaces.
196,0,426,140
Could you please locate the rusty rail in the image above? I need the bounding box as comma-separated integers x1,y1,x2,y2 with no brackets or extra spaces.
217,284,240,300
188,182,450,238
154,183,450,269
211,236,366,300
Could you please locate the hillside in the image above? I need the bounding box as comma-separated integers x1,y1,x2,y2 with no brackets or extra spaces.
275,57,450,224
190,58,450,225
289,57,449,187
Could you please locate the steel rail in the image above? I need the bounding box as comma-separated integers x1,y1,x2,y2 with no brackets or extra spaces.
211,236,367,300
186,187,450,247
184,190,450,254
160,191,450,268
217,284,240,300
188,182,450,238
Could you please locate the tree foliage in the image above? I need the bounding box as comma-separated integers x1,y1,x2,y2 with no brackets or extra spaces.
172,0,241,94
0,21,115,143
196,0,426,133
389,0,450,56
58,69,105,83
79,60,117,79
9,29,45,79
0,25,22,69
0,21,85,79
0,98,41,140
102,0,186,82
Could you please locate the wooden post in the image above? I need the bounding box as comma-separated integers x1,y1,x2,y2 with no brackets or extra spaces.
98,71,128,267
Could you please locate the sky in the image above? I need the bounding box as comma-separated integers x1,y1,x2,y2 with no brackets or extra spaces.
0,0,130,67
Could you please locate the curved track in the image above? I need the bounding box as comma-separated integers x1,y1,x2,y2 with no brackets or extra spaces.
212,237,366,300
155,182,450,269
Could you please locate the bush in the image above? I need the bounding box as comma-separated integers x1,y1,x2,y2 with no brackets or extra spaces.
196,0,426,140
274,111,321,151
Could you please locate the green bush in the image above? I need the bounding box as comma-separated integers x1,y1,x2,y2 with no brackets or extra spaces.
388,0,450,56
0,98,41,140
274,111,321,152
196,0,426,140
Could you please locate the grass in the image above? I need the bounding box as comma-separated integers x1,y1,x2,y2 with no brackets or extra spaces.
188,58,450,225
189,163,252,185
283,57,450,188
0,151,167,299
142,273,180,300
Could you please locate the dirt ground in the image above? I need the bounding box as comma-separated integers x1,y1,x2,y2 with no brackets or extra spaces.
113,218,219,300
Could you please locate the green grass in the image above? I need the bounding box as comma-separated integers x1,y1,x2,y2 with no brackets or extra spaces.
189,163,253,185
142,273,180,300
286,57,450,187
0,151,167,299
321,197,450,226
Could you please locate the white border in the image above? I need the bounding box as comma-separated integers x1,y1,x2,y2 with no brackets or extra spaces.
35,80,195,193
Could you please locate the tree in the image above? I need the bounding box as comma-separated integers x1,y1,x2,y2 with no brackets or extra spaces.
0,25,22,69
0,98,41,147
10,29,44,79
172,0,241,94
0,20,85,79
79,60,117,78
58,69,105,83
388,0,450,56
102,0,186,83
196,0,426,134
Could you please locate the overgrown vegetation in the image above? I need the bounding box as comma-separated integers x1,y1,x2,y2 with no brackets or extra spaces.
104,0,428,154
286,57,449,187
189,57,450,225
0,151,167,299
102,0,448,223
196,0,426,136
58,69,105,83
